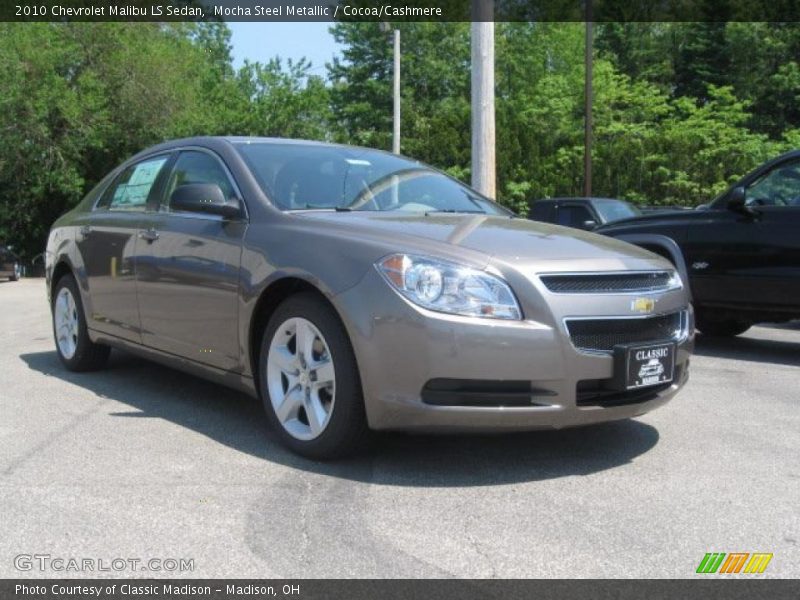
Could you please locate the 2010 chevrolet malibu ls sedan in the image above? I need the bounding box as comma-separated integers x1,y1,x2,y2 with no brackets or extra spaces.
46,137,693,458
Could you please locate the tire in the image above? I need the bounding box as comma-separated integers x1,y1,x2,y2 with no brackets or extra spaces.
10,262,20,281
52,274,110,371
258,292,369,459
695,312,751,337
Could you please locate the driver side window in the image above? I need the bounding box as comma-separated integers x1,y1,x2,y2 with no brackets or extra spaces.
163,151,235,212
557,204,594,229
746,159,800,207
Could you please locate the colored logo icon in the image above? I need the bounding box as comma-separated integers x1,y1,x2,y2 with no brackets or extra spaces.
697,552,773,574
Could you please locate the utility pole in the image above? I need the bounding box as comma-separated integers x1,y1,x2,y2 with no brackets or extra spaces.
471,0,495,198
392,28,401,154
584,0,593,197
380,23,401,154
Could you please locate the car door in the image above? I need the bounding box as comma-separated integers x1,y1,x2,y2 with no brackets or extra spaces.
135,149,247,372
74,154,171,343
686,157,800,311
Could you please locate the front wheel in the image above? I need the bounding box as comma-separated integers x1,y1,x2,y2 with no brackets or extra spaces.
259,293,369,459
695,312,751,337
9,262,20,281
52,275,110,371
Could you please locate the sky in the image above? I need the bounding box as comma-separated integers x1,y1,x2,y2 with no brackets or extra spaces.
227,23,342,75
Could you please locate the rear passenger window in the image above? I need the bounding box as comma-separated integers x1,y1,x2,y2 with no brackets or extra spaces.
101,156,169,211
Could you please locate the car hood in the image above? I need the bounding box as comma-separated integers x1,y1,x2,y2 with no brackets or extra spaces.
295,212,667,272
597,209,713,231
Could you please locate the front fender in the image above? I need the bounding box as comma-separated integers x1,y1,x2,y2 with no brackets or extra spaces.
45,222,93,310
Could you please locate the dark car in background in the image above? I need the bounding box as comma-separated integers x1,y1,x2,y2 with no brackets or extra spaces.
529,197,641,231
597,150,800,336
0,245,21,281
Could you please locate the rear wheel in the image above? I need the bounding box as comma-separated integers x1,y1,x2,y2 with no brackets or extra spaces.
259,293,369,459
695,311,751,337
52,275,110,371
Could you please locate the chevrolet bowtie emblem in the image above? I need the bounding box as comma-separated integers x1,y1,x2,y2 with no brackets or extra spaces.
631,297,656,313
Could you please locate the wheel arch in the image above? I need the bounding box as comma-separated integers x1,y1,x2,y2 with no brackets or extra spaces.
248,276,350,396
50,260,76,304
609,233,692,299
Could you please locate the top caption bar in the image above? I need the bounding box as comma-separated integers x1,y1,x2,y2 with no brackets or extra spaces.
4,0,800,22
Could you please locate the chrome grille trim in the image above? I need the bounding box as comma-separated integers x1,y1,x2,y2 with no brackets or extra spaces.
540,271,678,294
564,310,689,355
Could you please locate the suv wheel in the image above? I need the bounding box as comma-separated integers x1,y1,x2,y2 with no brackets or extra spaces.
10,262,20,281
52,275,111,371
259,293,369,459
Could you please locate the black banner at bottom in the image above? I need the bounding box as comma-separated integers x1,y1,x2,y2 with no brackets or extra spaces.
2,579,800,600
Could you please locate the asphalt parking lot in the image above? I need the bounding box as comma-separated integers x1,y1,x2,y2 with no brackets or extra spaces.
1,278,798,578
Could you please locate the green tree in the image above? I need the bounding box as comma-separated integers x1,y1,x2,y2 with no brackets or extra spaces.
235,57,331,139
0,22,332,259
0,23,228,259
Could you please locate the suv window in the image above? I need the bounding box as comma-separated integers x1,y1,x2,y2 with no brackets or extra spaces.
530,202,553,221
556,204,594,228
102,156,169,211
746,159,800,207
163,151,235,211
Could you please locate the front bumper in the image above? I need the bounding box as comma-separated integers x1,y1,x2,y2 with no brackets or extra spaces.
334,268,693,432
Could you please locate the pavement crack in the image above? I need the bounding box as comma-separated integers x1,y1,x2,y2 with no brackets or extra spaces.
2,396,108,476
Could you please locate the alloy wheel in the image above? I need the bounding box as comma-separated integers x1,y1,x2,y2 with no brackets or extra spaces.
54,287,79,359
266,317,336,441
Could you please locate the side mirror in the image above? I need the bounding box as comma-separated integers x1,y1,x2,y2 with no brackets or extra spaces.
170,183,241,218
727,186,747,211
582,219,598,230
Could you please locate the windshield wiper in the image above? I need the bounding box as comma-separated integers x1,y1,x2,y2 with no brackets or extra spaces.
425,209,486,215
288,204,353,212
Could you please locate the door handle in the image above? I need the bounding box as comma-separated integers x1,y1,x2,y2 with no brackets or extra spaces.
138,228,159,243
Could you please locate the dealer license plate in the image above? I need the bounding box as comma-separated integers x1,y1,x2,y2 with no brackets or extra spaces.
618,342,676,390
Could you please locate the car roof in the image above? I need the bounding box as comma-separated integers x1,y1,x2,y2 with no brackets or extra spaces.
129,136,391,161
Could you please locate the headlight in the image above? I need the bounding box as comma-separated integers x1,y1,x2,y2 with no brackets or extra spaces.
376,254,522,320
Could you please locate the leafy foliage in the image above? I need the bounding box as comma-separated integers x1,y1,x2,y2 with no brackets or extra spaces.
2,21,800,260
0,22,330,259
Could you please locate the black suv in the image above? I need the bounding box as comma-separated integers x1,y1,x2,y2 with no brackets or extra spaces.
597,150,800,336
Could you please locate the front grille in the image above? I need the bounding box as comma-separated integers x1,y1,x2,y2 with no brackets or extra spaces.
565,311,684,353
541,271,674,294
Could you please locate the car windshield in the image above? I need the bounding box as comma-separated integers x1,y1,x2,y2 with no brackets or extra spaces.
235,142,510,215
593,200,640,222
